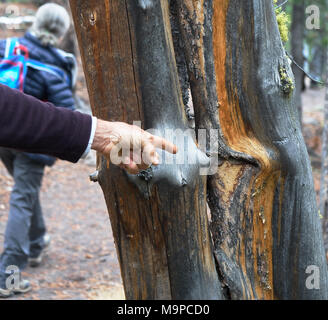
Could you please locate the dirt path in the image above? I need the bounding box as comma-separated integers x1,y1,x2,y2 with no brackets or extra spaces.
302,87,326,200
0,158,124,300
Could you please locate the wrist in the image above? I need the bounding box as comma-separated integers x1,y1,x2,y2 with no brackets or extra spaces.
81,116,98,158
91,119,111,152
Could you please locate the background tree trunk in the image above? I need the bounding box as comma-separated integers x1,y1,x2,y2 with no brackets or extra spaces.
320,49,328,255
70,0,328,300
291,0,305,125
310,40,327,88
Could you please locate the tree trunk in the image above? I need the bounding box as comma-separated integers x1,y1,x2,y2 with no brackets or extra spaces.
310,43,326,88
206,0,327,300
70,0,328,300
320,49,328,254
291,0,305,125
69,0,222,300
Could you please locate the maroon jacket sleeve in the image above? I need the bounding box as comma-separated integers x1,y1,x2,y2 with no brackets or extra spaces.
0,84,92,163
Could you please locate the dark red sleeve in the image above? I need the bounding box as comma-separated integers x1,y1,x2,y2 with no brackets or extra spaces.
0,84,92,163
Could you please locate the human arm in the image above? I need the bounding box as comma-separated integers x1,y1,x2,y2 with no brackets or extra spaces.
0,84,177,170
0,84,91,162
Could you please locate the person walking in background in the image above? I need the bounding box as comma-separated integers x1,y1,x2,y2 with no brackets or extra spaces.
0,3,77,297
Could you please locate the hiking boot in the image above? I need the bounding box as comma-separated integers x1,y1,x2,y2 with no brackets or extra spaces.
28,234,51,268
12,279,31,294
0,287,13,298
0,279,31,298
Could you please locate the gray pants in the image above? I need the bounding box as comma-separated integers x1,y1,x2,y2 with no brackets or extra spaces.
0,149,46,287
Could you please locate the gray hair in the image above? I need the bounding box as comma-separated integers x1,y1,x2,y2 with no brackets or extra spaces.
30,3,70,47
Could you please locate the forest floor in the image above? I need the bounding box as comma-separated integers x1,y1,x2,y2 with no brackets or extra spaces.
0,157,125,300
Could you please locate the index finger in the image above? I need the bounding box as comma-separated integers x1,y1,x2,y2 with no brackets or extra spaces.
149,135,178,154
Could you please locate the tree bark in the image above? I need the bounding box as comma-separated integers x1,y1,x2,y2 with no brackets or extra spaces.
173,0,327,300
208,0,327,300
70,0,328,300
69,0,222,300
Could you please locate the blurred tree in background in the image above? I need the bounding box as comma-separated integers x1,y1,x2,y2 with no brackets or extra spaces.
276,0,327,123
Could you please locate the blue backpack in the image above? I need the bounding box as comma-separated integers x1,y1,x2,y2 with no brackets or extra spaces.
0,37,70,91
0,38,71,166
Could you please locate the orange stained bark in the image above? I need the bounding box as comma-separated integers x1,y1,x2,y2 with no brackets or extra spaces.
212,0,283,299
